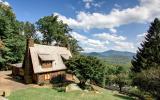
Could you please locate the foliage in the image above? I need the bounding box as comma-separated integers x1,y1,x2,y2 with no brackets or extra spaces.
36,15,70,46
19,21,41,43
131,18,160,98
131,18,160,72
36,15,82,54
114,73,129,92
128,87,151,99
0,4,26,69
65,54,106,88
107,65,130,92
132,67,160,98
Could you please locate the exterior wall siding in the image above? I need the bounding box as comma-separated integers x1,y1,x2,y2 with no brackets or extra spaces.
36,70,66,84
12,67,20,76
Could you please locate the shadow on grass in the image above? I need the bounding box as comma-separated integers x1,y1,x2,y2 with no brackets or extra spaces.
113,94,135,100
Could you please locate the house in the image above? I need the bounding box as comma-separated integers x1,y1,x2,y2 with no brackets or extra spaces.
12,38,72,84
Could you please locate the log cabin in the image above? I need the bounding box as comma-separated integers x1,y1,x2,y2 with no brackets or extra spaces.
12,38,73,84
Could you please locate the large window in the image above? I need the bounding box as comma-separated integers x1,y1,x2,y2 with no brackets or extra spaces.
44,74,50,80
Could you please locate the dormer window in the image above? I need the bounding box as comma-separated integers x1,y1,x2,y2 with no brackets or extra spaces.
38,54,54,68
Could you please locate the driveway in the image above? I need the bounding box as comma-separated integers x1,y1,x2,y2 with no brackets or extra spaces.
0,71,34,92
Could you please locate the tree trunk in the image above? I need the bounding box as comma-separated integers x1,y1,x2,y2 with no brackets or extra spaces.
119,85,122,92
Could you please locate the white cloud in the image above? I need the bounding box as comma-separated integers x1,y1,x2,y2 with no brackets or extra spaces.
137,32,147,38
69,31,109,52
70,31,87,41
109,28,117,33
55,0,160,30
94,33,126,42
136,32,148,47
86,39,109,47
114,41,135,52
82,47,95,52
93,32,136,52
35,31,43,40
92,3,101,7
0,0,10,6
70,31,136,52
83,0,93,9
114,4,121,8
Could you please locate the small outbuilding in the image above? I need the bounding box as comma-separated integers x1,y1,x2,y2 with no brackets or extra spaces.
12,38,72,84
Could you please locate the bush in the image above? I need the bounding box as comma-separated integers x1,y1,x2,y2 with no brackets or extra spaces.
132,67,160,98
128,87,153,100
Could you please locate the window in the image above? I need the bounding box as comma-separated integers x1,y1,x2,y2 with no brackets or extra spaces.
41,61,52,68
38,54,54,68
45,74,50,80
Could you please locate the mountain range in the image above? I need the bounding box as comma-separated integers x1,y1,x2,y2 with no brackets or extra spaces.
84,50,136,66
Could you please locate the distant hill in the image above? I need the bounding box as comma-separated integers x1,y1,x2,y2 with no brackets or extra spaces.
84,50,136,66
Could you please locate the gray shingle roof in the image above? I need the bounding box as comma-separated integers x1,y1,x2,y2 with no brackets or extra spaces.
30,44,72,74
38,54,55,61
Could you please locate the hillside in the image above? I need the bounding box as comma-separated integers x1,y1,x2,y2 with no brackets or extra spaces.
84,50,135,66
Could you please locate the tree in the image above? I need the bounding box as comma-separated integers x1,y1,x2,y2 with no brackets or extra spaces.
132,67,160,98
36,15,70,46
131,18,160,72
20,21,36,38
19,21,41,43
0,3,26,70
36,15,82,54
65,54,106,89
66,34,83,55
131,18,160,98
114,73,128,92
107,65,129,92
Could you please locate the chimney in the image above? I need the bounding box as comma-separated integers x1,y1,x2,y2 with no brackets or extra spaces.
27,38,34,47
23,38,34,84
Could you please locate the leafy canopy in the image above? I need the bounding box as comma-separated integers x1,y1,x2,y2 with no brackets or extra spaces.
36,15,82,54
65,54,106,87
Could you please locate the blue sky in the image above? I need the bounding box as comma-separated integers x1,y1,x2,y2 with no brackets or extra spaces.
4,0,160,53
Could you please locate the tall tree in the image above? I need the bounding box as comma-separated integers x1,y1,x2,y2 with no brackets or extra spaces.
131,18,160,98
19,21,41,43
36,15,82,54
20,21,36,38
36,15,70,46
0,3,26,69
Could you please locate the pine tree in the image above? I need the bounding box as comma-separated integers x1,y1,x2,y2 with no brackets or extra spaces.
131,18,160,73
131,18,160,98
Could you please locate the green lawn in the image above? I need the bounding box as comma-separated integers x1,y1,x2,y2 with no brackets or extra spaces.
8,88,135,100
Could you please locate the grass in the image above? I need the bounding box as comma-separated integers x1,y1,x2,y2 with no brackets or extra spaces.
8,88,135,100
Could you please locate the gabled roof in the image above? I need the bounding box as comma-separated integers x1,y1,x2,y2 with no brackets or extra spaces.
30,44,72,74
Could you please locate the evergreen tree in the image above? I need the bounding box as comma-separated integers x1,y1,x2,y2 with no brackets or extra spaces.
131,18,160,98
131,18,160,73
